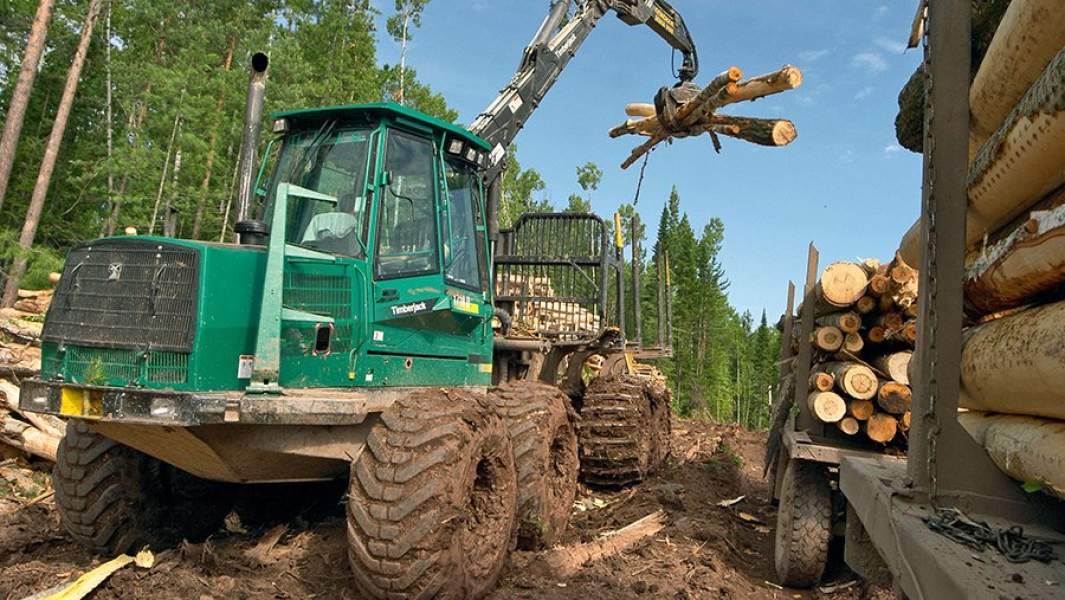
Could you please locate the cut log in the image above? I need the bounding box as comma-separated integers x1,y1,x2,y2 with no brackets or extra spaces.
877,380,912,415
969,0,1065,160
816,311,861,334
965,200,1065,317
847,399,874,421
824,362,877,401
836,416,860,436
541,510,667,578
877,294,895,313
890,320,917,345
856,296,877,314
2,416,59,461
816,262,869,309
958,411,1065,500
866,326,887,344
960,299,1065,420
899,411,911,432
812,326,843,352
859,258,881,278
843,332,864,354
807,391,846,424
873,312,904,331
867,274,890,297
1,381,65,438
705,116,797,147
808,371,835,393
899,47,1065,265
725,65,803,106
864,413,898,444
873,352,912,385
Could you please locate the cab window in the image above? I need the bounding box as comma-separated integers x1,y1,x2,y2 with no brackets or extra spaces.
443,159,485,291
375,130,438,278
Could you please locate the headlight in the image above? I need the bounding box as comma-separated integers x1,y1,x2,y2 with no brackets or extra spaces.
150,397,177,418
272,118,289,134
447,138,464,155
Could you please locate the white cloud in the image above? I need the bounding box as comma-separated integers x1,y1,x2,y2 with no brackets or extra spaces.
885,144,903,155
875,36,907,54
852,52,889,73
854,86,874,100
798,49,830,63
874,5,889,19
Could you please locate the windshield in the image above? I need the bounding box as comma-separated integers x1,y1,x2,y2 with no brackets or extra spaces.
263,126,373,257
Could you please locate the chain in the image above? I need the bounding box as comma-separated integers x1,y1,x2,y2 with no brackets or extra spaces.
631,150,652,206
925,508,1058,564
920,5,941,502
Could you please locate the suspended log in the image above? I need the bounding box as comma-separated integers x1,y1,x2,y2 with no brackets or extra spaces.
816,262,869,310
816,311,861,334
625,103,655,118
965,201,1065,317
873,352,912,385
812,326,843,352
958,411,1065,500
847,399,874,421
809,371,835,393
824,362,877,401
864,413,898,444
856,296,877,314
836,416,860,436
704,116,797,147
843,332,864,354
899,47,1065,265
960,299,1065,420
969,0,1065,160
725,65,803,106
807,391,846,424
877,380,912,415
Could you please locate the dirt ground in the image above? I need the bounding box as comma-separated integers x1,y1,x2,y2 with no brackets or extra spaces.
0,420,888,600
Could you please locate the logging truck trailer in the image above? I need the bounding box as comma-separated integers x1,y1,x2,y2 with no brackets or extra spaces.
14,2,693,598
770,2,1065,597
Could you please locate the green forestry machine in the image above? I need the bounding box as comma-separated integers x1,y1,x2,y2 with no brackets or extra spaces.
20,1,694,597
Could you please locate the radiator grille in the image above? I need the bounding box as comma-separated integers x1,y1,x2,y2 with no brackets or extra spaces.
42,240,200,352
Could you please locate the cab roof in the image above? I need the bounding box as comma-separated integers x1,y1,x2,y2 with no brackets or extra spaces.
271,102,491,151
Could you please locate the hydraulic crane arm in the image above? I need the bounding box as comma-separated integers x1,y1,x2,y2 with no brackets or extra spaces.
470,0,700,227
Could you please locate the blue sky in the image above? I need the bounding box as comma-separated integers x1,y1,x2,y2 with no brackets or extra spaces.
372,1,923,319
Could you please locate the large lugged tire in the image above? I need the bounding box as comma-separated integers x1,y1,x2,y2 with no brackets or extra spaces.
578,374,671,487
347,389,517,600
774,458,831,588
491,381,579,549
54,420,232,555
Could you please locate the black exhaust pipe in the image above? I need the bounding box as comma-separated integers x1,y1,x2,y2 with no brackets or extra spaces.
234,52,269,245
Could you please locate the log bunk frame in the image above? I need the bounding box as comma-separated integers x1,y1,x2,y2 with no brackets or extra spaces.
835,1,1065,598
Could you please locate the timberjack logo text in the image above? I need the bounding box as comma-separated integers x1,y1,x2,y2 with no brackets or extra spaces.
390,301,429,316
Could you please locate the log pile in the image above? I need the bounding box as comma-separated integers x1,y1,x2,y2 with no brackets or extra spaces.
1,287,62,462
794,256,918,447
496,274,602,335
609,65,802,169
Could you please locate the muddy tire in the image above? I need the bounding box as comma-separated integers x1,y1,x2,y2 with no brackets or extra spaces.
53,420,232,555
773,458,831,588
491,381,579,549
347,389,517,599
578,374,671,487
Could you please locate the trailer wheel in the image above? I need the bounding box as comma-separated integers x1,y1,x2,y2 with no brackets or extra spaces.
773,458,831,588
347,389,517,599
53,420,232,555
491,381,579,549
578,374,670,487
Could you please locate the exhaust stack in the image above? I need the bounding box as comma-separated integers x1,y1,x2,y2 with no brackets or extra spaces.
234,52,269,243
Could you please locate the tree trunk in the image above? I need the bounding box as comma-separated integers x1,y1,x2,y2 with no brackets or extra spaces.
969,0,1065,160
864,413,898,444
0,0,55,212
807,391,846,424
965,199,1065,317
824,362,877,401
900,47,1065,265
149,112,182,235
705,116,797,147
191,35,236,240
960,299,1065,420
876,380,911,415
104,1,113,220
836,416,860,436
872,351,912,385
959,411,1065,500
816,262,869,310
816,311,861,334
1,0,103,307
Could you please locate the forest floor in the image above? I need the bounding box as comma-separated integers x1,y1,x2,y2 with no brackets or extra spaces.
0,419,891,600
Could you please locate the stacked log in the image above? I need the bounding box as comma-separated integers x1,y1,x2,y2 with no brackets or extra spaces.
797,257,918,446
496,274,602,335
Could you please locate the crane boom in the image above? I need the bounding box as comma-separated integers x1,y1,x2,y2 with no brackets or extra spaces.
468,0,700,238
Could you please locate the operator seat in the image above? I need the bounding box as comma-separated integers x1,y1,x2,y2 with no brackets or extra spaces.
301,191,360,255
